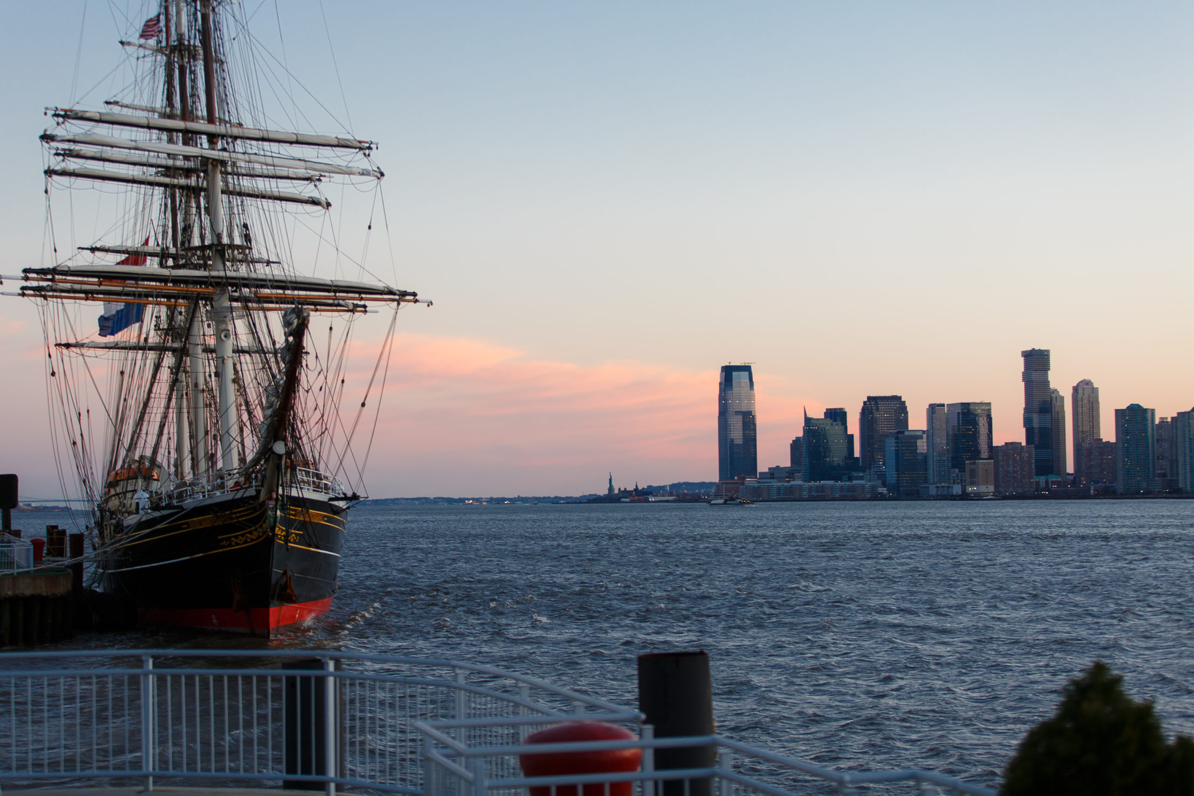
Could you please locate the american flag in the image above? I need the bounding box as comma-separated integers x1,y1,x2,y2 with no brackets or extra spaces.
138,14,161,40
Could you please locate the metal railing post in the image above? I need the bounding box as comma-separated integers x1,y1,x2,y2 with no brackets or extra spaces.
141,655,155,791
472,758,487,796
424,733,439,796
324,657,336,796
518,685,531,741
717,748,732,796
641,724,655,796
454,669,467,744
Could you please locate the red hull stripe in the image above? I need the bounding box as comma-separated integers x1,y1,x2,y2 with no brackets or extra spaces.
140,597,334,633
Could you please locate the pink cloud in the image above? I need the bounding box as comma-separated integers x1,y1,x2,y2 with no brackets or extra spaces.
342,335,817,497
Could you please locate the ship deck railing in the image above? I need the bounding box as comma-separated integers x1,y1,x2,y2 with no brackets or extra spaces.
0,537,34,572
0,650,995,796
157,466,343,507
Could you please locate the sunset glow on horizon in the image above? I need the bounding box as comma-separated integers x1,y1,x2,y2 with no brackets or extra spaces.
3,1,1194,498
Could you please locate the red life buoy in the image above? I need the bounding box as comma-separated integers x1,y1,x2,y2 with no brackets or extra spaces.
519,721,642,796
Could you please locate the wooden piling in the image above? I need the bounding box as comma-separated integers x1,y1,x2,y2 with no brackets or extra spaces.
0,570,74,646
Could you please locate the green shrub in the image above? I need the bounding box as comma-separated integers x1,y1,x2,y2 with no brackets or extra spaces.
1002,661,1194,795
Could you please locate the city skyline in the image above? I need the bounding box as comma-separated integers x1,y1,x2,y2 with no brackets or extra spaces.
3,2,1194,498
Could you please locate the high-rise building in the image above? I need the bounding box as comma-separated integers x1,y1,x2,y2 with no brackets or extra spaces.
859,396,909,471
789,436,803,474
1115,404,1155,494
885,430,928,498
802,410,851,482
926,403,950,484
994,442,1035,496
1156,417,1175,480
822,408,855,462
1173,410,1194,493
1076,439,1116,486
948,402,993,472
718,365,757,481
1071,379,1100,484
1050,389,1067,476
1022,349,1054,477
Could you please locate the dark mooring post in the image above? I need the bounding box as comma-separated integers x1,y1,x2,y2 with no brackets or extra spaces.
0,474,17,535
284,658,335,791
638,651,716,796
69,533,85,596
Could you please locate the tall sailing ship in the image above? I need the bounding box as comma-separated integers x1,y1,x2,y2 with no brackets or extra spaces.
12,1,423,634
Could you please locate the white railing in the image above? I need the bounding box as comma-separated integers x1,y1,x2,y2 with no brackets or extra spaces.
0,650,995,796
0,536,33,572
419,718,996,796
294,466,345,497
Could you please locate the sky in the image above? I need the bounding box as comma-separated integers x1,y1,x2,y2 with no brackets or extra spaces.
2,1,1194,498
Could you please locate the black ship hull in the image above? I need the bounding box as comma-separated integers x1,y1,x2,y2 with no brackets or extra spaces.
99,487,346,636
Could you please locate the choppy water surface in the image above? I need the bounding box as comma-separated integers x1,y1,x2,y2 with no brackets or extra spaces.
21,500,1194,788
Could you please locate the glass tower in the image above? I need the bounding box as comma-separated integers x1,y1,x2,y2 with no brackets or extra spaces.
1071,379,1100,483
718,365,757,481
802,411,850,482
1115,404,1155,494
1022,349,1054,476
947,402,993,473
926,403,950,484
859,395,909,470
885,430,928,498
1051,388,1067,476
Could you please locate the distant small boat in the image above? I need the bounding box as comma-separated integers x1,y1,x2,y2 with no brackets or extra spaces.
708,499,753,506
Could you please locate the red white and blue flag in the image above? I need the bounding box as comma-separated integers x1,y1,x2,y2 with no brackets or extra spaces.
98,238,149,338
138,14,161,41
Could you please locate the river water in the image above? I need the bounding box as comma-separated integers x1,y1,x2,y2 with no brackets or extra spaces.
11,499,1194,789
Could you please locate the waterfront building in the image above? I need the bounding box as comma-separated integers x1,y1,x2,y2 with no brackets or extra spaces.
947,402,993,473
965,460,995,497
822,408,856,462
1115,404,1156,494
1076,439,1117,487
994,442,1035,496
802,410,851,482
1050,389,1067,477
739,480,876,501
1156,417,1175,479
789,436,803,473
760,465,799,482
1071,379,1100,484
926,403,950,485
885,430,928,498
859,395,909,471
718,365,757,481
1022,349,1054,477
1174,410,1194,492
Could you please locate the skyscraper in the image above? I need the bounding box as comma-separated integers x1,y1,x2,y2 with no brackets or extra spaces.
1071,379,1100,484
718,365,757,481
1115,404,1155,494
1174,410,1194,493
1156,417,1175,481
859,395,909,471
802,410,850,482
1022,349,1054,477
926,403,950,484
885,430,928,498
823,408,855,462
948,402,993,472
1050,388,1067,476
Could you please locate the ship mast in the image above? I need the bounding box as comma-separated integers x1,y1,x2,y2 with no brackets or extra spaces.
23,0,426,510
200,0,237,474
